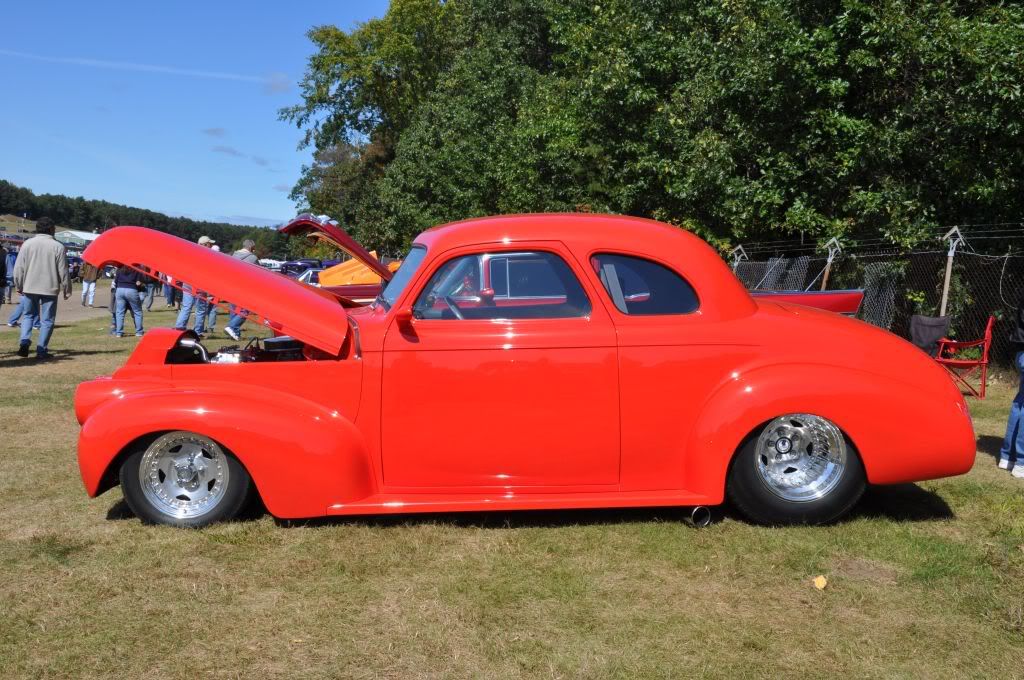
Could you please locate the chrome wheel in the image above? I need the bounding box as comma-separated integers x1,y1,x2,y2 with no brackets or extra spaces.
139,432,230,519
754,414,847,503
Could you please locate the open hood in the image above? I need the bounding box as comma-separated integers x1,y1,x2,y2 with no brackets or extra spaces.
83,227,349,355
279,214,393,282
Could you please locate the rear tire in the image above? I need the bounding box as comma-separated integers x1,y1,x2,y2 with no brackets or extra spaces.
727,414,865,525
119,431,253,528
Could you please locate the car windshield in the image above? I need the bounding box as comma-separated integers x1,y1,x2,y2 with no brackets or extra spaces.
378,245,427,310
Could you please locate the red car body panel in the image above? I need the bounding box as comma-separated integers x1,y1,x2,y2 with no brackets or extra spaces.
750,289,863,315
84,227,351,355
76,214,975,519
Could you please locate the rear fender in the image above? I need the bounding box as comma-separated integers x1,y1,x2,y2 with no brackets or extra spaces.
684,364,975,500
78,387,373,519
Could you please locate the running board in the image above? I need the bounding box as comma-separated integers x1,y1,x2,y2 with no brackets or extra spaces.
327,490,718,516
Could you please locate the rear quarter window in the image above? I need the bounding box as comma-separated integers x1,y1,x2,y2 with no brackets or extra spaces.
592,253,699,315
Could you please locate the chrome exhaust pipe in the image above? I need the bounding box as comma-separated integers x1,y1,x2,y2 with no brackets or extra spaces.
685,506,712,528
178,337,210,362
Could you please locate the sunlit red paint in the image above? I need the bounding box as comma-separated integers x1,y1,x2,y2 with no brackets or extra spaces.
75,214,975,520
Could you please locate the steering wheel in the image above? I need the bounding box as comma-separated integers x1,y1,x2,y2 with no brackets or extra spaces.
444,295,465,320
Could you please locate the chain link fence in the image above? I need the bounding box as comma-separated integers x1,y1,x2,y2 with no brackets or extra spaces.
736,250,1024,367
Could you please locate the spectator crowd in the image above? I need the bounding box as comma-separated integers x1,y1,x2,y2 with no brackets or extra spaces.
4,218,263,360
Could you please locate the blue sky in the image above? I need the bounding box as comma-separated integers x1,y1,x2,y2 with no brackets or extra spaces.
0,1,390,227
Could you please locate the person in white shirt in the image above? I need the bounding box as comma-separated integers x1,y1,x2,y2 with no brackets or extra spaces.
12,217,70,359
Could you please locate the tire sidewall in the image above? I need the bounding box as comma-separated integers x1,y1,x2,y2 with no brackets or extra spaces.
119,439,252,528
727,427,866,526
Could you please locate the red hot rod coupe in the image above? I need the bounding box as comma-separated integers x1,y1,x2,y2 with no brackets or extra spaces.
75,214,975,528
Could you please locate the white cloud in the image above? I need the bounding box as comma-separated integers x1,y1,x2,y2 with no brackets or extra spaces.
0,48,286,91
264,72,291,94
211,145,244,157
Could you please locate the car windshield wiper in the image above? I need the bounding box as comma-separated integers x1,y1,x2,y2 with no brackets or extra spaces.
374,292,391,311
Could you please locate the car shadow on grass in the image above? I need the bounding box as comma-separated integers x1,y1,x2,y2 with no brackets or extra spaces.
106,499,134,521
976,434,1004,463
275,505,709,530
842,483,953,523
106,494,706,528
105,496,268,524
0,348,122,368
272,484,953,530
104,483,954,529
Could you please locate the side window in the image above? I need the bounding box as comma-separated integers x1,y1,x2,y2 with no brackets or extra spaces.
508,257,566,297
591,253,699,315
414,251,591,320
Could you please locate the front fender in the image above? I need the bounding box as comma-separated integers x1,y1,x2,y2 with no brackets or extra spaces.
78,386,374,519
684,363,976,499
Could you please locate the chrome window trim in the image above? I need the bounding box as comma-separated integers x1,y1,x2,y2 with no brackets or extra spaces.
348,316,362,359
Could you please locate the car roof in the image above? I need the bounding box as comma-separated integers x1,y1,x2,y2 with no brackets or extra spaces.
415,213,705,256
411,213,757,322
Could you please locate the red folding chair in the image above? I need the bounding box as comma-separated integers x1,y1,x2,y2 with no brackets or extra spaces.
935,315,995,399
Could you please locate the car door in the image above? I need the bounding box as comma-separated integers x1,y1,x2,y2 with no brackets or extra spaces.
381,243,620,489
587,251,756,490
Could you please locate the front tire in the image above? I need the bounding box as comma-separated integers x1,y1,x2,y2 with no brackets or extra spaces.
727,414,865,525
119,431,253,528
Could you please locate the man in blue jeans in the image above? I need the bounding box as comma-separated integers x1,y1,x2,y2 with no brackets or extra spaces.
174,235,217,335
162,273,179,308
113,265,145,337
4,246,16,304
225,239,259,341
999,301,1024,479
139,267,158,311
0,245,6,305
12,217,70,359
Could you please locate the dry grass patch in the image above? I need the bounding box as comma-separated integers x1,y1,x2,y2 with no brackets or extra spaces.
1,311,1024,678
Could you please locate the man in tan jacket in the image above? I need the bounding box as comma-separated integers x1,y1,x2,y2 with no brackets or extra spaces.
79,260,100,307
12,217,70,359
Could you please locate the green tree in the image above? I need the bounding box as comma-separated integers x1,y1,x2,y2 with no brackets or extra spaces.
284,0,1024,253
0,179,274,247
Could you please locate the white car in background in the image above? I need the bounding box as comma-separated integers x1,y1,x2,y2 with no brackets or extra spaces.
258,258,283,272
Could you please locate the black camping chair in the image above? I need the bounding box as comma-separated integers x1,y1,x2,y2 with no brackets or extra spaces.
910,315,951,357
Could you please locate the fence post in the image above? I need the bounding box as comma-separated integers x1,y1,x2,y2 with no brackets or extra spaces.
820,238,842,291
940,227,965,317
730,245,747,272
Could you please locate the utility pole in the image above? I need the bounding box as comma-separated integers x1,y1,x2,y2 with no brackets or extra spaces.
939,227,965,318
819,238,842,291
729,245,748,272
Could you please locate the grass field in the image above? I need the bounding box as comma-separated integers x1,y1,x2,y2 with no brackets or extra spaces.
0,215,35,233
1,304,1023,679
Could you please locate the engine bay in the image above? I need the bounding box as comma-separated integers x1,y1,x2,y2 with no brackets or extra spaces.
166,333,307,364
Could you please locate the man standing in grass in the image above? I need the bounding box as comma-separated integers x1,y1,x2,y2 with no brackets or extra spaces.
4,246,16,303
224,239,258,341
0,245,6,307
12,217,70,359
112,264,145,337
174,235,216,336
80,260,99,306
998,298,1024,479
